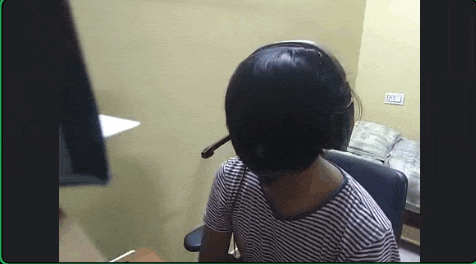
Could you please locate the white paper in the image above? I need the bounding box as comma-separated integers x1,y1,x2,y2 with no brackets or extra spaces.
98,114,140,138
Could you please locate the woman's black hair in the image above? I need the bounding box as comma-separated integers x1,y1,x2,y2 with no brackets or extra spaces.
225,41,361,185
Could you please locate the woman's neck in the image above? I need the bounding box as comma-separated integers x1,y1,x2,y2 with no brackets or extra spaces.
262,156,344,211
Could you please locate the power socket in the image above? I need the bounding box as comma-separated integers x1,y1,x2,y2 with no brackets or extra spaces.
384,93,405,105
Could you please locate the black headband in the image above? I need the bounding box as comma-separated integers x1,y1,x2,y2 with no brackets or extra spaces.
250,41,327,57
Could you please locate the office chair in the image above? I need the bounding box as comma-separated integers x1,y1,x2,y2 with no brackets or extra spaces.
184,149,408,252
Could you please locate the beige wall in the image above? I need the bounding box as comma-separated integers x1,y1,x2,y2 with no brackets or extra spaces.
59,0,367,262
354,0,420,141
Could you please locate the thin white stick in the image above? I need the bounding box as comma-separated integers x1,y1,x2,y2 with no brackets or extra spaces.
109,250,136,262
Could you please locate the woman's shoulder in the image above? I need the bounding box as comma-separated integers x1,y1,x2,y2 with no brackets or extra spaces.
338,171,393,233
219,156,246,172
215,156,249,183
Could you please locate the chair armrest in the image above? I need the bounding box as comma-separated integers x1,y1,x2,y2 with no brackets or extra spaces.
184,225,205,252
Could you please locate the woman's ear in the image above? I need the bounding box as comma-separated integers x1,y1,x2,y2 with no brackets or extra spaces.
323,113,345,151
323,107,354,151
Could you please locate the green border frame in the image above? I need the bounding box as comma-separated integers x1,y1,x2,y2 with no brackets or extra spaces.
1,0,4,263
1,0,475,263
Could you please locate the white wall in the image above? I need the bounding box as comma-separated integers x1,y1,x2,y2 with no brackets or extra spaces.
355,0,420,140
60,1,367,261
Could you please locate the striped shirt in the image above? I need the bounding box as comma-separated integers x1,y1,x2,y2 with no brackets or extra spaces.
204,157,401,262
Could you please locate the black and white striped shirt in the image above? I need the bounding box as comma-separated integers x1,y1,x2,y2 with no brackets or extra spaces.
204,157,401,262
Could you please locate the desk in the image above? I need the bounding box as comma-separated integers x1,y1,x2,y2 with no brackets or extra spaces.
59,209,107,262
60,209,166,262
110,248,165,262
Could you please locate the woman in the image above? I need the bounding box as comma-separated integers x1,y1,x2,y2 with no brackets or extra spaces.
199,41,400,262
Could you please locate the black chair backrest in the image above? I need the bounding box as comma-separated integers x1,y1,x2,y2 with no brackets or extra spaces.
323,150,408,241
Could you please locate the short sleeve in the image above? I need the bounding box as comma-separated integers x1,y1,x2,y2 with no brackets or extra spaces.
344,229,401,262
203,161,233,232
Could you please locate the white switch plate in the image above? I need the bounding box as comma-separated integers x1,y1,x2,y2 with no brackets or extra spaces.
384,93,405,105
